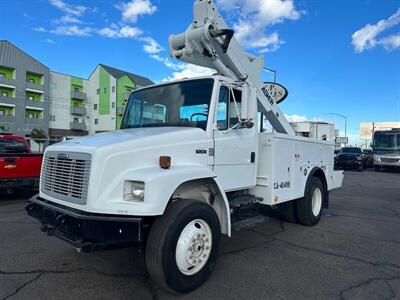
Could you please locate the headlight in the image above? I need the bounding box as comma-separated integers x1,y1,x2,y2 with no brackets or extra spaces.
124,181,145,202
357,157,362,161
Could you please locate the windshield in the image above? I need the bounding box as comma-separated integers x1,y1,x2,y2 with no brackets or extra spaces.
121,79,214,131
0,138,28,154
373,131,400,152
340,147,362,154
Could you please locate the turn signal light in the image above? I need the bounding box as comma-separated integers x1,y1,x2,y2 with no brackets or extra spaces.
159,156,171,169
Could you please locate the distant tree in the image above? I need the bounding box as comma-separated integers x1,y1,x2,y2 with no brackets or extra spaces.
30,128,48,152
0,125,10,133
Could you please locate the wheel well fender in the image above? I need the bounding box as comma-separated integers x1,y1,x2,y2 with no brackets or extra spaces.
171,178,231,236
306,167,329,208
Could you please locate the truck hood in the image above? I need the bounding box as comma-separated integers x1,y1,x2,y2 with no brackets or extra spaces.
47,127,208,154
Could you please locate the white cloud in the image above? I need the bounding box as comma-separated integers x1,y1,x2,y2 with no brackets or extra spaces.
56,15,83,24
285,114,308,123
163,64,215,82
150,54,184,71
141,37,164,54
352,9,400,53
378,33,400,51
50,25,93,37
49,0,87,16
216,0,303,52
33,27,46,32
44,38,57,44
98,25,143,38
118,0,157,23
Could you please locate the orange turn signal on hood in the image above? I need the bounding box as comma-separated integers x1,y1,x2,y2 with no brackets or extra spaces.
159,156,171,169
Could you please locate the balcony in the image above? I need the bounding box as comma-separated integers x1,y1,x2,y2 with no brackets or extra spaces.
70,106,87,116
70,122,87,131
0,115,15,123
0,77,16,88
71,91,87,101
26,118,44,125
26,82,44,93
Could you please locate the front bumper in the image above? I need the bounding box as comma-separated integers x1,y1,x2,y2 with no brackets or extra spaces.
335,160,362,169
26,195,151,252
0,177,39,191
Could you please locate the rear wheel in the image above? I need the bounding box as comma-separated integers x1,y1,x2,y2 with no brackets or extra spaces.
146,199,221,294
297,177,325,226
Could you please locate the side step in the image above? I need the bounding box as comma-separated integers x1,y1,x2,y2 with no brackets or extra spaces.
228,193,270,232
232,215,270,232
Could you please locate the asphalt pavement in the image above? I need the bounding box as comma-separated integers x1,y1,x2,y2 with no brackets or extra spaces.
1,169,399,300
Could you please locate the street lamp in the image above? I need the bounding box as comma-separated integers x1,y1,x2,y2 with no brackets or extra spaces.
328,113,348,146
263,67,277,83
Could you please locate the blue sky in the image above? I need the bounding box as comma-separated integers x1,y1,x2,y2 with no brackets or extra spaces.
1,0,399,144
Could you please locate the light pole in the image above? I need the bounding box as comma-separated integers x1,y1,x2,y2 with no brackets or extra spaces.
328,113,348,146
263,67,277,83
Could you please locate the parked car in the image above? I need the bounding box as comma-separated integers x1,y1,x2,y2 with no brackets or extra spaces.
0,135,43,193
335,147,365,171
363,149,374,168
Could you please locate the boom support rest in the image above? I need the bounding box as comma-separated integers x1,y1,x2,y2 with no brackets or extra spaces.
169,0,295,135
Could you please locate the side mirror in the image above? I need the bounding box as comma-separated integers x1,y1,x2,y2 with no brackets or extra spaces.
240,84,256,121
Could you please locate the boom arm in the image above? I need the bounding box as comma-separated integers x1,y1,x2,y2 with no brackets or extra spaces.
169,0,295,135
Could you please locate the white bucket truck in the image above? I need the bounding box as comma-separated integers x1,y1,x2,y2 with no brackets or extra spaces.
27,0,343,293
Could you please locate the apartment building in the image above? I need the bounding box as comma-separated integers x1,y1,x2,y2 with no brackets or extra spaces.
0,40,153,140
0,40,50,137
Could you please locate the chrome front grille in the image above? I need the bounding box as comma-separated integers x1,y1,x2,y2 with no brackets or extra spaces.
41,152,92,205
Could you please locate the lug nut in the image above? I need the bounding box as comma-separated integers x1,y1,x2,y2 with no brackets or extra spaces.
202,233,206,238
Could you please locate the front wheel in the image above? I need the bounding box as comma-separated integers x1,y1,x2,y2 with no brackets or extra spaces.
297,177,325,226
146,199,221,294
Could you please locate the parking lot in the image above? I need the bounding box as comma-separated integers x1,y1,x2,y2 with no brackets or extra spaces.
0,170,399,300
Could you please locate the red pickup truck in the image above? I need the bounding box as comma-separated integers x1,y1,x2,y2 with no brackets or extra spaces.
0,135,43,192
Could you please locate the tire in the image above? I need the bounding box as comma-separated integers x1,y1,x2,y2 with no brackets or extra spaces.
374,165,381,172
278,200,298,223
146,199,221,294
296,177,325,226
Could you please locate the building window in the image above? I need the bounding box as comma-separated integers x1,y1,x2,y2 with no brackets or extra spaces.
112,102,115,108
97,89,100,95
50,115,56,122
94,104,98,110
1,92,7,97
28,95,34,101
0,73,5,78
0,110,4,116
103,87,107,93
28,79,35,84
112,86,115,93
74,87,79,92
28,113,34,119
73,118,79,123
95,119,98,125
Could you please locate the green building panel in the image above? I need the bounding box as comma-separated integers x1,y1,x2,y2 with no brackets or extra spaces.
26,91,42,102
71,76,83,92
26,72,43,85
0,106,14,116
0,66,14,79
99,66,110,115
116,75,135,128
25,109,43,119
0,87,14,98
71,99,84,108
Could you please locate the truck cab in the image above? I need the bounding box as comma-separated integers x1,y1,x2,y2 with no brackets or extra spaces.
26,0,343,294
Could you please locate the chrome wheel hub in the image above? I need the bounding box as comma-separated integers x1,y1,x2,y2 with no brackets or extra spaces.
175,219,212,275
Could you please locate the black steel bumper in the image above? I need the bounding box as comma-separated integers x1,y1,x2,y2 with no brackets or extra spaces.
0,177,39,191
26,195,150,252
335,161,362,169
